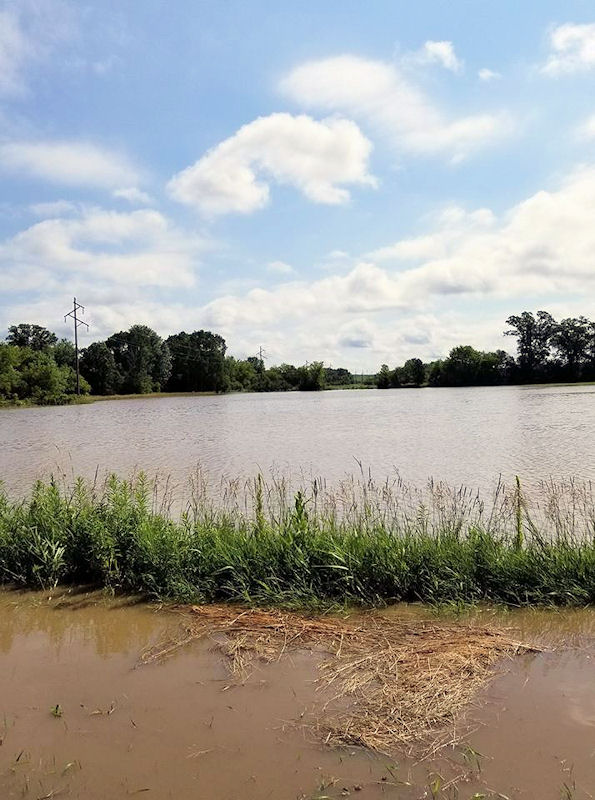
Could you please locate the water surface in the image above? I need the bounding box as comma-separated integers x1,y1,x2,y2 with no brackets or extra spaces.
2,590,595,799
1,384,594,497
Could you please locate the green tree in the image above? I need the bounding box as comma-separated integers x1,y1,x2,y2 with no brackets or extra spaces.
225,357,258,391
325,367,352,386
550,316,590,380
7,324,57,351
166,330,227,392
80,342,122,395
297,361,325,391
505,311,556,382
52,338,76,369
401,358,425,386
429,346,512,386
106,325,171,394
0,344,24,400
376,364,391,389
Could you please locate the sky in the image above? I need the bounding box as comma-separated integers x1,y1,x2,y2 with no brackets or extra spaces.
1,0,595,370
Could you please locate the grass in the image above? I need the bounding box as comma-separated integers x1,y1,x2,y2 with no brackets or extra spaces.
2,471,595,607
140,603,534,753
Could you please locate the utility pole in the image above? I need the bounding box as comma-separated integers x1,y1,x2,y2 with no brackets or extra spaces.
257,346,267,370
64,297,89,395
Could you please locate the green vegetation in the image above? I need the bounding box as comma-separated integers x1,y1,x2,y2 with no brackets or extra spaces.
4,308,595,404
0,324,90,406
2,474,595,607
377,311,595,388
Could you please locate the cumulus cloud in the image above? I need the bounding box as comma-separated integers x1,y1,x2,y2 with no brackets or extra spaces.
151,163,595,365
0,207,206,290
406,40,463,73
0,140,141,190
280,55,512,162
366,165,595,302
167,112,376,215
478,68,501,81
267,260,294,274
576,113,595,139
113,187,153,205
541,23,595,76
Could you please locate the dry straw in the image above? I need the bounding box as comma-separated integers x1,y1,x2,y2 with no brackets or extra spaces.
140,605,538,754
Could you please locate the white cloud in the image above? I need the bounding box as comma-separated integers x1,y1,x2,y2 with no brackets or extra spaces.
0,140,141,190
366,165,595,303
541,23,595,76
478,68,501,81
148,163,595,365
368,206,496,262
328,250,350,259
267,260,294,274
0,1,76,97
0,207,206,290
281,56,512,162
167,112,376,215
0,7,29,96
407,40,463,73
576,113,595,139
113,187,153,205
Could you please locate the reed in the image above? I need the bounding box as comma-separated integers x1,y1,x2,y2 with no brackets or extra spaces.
2,472,595,606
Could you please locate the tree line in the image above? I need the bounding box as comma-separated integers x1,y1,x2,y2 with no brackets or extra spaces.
0,323,355,403
376,311,595,388
2,310,594,404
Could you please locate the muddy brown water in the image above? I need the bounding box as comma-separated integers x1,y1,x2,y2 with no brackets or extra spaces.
2,384,595,498
2,592,595,799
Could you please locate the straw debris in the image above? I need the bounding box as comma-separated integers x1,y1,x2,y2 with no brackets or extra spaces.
140,605,536,753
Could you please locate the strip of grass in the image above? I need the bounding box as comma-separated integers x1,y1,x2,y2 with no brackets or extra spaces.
1,475,595,606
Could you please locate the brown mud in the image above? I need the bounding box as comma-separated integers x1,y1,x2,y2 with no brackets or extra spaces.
1,590,595,799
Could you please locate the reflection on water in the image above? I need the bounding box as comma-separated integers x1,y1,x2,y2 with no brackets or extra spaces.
0,589,167,656
2,384,595,498
2,590,595,799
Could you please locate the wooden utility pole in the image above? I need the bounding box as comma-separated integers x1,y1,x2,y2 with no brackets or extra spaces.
64,297,89,394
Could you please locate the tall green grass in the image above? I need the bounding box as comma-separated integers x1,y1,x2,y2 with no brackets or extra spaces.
2,472,595,606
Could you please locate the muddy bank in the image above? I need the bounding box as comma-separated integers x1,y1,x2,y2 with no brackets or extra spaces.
1,591,595,799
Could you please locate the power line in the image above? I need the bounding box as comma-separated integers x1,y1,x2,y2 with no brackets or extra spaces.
64,297,89,395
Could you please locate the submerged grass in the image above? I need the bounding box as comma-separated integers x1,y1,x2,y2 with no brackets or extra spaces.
2,471,595,606
140,604,534,753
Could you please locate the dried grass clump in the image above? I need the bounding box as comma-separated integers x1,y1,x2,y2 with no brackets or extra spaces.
140,605,535,753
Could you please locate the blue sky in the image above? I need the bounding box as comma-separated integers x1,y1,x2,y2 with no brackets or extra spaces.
1,0,595,369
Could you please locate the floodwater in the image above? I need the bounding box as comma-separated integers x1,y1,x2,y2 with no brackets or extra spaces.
1,384,595,498
2,591,595,799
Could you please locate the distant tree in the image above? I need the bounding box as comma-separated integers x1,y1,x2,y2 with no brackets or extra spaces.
52,338,76,369
325,367,352,386
428,346,511,387
401,358,425,386
166,330,227,393
7,324,57,351
505,311,556,382
80,342,122,395
277,363,301,388
297,361,325,391
376,364,391,389
0,343,24,400
550,317,590,380
225,357,258,391
106,325,171,394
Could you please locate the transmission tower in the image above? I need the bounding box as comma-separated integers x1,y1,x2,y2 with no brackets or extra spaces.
64,297,89,395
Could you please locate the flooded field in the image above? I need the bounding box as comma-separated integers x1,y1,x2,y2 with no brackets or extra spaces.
2,384,595,498
1,590,595,799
